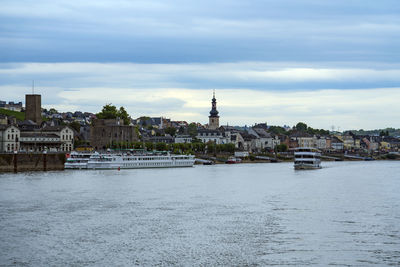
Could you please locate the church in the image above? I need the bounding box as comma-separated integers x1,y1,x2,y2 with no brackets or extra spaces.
208,91,219,130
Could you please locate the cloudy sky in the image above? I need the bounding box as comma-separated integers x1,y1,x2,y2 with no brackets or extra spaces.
1,0,400,130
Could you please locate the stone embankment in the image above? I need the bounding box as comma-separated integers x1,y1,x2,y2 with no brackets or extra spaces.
0,153,66,173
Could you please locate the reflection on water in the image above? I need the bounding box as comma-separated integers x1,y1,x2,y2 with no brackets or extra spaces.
1,161,400,266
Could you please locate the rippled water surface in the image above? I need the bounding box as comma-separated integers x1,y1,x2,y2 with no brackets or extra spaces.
1,161,400,266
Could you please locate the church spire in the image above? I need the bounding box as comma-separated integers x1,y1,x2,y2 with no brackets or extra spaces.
208,90,219,130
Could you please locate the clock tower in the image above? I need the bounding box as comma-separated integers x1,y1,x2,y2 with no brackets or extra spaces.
208,91,219,130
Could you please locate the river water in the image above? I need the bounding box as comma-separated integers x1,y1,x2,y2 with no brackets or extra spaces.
0,161,399,266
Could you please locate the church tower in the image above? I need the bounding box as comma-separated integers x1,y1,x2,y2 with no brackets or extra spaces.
208,91,219,130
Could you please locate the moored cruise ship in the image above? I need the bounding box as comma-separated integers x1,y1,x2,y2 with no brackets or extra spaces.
294,147,321,170
85,152,195,170
64,151,93,169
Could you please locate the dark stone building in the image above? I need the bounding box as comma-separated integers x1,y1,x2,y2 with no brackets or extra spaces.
90,119,139,150
25,94,42,124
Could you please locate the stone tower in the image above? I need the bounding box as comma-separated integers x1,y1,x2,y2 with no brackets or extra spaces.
208,91,219,130
25,94,42,124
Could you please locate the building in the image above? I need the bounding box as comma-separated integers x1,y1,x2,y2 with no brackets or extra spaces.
0,114,7,125
19,125,74,152
0,125,20,152
331,136,344,151
197,129,229,144
174,135,192,143
25,94,42,124
290,131,315,148
90,119,139,150
0,100,23,112
208,91,219,130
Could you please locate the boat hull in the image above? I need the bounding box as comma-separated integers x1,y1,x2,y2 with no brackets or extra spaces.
294,164,321,170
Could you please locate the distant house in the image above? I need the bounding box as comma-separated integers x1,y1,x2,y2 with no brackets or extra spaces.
251,127,280,151
0,114,7,125
196,129,229,144
290,131,315,148
0,100,23,112
146,135,174,144
331,136,344,151
0,125,20,152
174,135,192,143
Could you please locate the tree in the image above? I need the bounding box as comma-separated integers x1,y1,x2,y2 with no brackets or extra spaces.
96,104,118,119
96,104,131,125
69,121,81,133
275,144,288,152
145,142,154,151
117,106,130,125
49,108,58,114
295,122,308,131
165,127,177,136
156,142,167,151
268,126,287,135
188,123,198,137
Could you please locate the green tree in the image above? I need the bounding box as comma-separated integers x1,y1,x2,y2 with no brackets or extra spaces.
275,144,288,152
156,142,167,151
268,126,287,135
96,104,131,125
96,104,118,119
165,127,177,136
69,121,81,133
188,123,198,137
295,122,308,131
117,106,130,125
145,142,154,151
49,108,58,114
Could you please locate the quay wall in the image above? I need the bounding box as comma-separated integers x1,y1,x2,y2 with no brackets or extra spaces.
0,153,66,173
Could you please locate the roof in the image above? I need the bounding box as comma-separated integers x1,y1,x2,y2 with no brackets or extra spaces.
0,124,18,130
240,132,258,141
253,128,272,138
42,125,70,132
18,120,37,126
290,131,312,138
21,132,60,138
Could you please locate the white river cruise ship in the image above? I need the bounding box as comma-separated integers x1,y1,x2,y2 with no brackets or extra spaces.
294,147,322,170
65,150,195,170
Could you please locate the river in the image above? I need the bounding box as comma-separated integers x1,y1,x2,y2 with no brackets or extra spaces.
1,161,399,266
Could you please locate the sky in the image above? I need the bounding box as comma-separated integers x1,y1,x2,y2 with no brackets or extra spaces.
1,0,400,130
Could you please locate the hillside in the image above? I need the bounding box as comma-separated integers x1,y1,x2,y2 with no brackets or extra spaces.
0,108,25,121
346,128,400,137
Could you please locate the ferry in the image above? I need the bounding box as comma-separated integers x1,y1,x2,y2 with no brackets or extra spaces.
85,152,195,170
64,151,93,169
293,147,321,170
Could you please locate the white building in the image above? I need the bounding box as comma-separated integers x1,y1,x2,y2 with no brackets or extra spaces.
0,125,20,152
174,135,192,143
197,129,230,144
20,125,74,152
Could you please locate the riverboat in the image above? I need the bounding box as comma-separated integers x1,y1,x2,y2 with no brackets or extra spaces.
85,152,195,170
294,147,321,170
64,151,93,169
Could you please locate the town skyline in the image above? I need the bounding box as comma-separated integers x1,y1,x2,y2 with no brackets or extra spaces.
1,1,400,130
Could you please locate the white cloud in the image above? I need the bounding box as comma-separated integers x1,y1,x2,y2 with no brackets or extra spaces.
1,62,400,85
1,62,399,130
